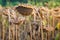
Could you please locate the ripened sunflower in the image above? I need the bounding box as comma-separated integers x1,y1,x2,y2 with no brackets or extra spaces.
15,5,33,16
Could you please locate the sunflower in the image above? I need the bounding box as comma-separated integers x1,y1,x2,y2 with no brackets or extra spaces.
56,22,60,30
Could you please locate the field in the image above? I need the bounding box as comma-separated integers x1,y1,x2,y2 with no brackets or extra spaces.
0,0,60,40
0,5,60,40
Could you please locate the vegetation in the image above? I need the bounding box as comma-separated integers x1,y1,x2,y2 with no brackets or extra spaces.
0,0,60,40
0,0,60,7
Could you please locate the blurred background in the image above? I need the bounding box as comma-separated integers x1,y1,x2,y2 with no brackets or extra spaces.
0,0,60,8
